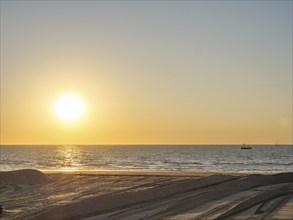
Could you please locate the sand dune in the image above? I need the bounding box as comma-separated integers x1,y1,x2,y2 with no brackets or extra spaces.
0,170,292,220
0,169,51,185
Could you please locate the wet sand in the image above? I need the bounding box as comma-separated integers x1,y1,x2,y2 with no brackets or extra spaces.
0,169,292,220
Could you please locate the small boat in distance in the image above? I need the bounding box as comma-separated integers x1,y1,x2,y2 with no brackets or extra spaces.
241,144,252,149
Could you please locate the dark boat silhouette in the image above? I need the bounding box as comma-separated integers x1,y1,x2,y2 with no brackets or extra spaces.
241,144,252,149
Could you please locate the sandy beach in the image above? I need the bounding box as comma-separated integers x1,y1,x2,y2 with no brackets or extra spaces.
0,169,292,220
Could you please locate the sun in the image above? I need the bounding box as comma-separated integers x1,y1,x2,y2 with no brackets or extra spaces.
54,94,85,122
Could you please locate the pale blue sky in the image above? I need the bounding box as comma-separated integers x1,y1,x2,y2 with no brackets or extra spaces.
1,1,292,144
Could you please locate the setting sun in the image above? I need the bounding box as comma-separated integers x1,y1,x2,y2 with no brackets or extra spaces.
54,94,85,122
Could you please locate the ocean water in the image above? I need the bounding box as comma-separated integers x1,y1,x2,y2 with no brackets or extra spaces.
0,145,292,173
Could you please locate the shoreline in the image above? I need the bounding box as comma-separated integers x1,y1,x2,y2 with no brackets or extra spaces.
1,169,276,176
42,169,260,176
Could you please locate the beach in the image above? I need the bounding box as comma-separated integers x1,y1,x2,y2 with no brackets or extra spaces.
0,169,292,220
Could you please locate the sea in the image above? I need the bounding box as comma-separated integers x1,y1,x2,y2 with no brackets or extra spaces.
0,145,292,173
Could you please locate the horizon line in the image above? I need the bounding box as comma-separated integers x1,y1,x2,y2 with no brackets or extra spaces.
1,143,292,146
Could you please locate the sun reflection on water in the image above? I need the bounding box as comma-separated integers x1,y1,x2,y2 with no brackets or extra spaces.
57,145,83,171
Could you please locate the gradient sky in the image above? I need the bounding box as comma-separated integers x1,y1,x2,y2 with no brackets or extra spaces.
1,1,292,144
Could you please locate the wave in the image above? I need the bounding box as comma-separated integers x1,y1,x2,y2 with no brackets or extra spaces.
163,160,204,165
212,162,293,166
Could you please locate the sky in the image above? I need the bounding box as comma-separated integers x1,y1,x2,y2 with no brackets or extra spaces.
0,1,292,145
